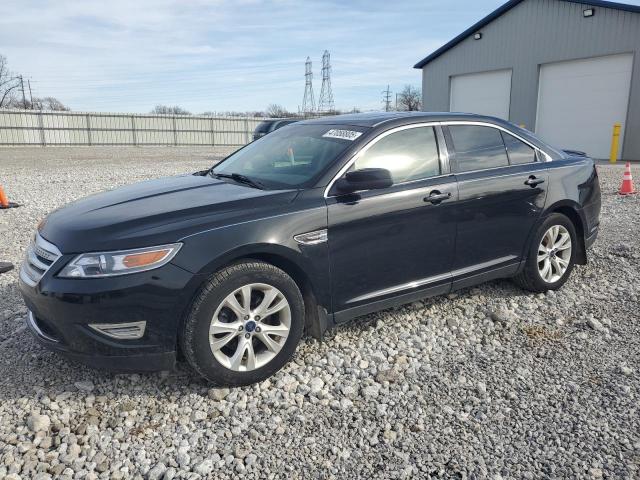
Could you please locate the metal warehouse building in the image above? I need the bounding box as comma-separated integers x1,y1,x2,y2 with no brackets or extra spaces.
414,0,640,160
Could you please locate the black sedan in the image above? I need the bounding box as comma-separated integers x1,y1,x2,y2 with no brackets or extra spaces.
253,118,298,141
20,112,601,386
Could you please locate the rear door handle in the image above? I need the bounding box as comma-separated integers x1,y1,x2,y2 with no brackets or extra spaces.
424,191,452,204
524,176,545,187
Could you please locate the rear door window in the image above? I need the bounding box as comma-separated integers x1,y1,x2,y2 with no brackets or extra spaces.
448,125,509,172
501,132,537,164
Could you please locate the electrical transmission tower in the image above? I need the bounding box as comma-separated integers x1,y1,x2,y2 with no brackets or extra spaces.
317,50,335,113
301,57,315,115
381,85,392,112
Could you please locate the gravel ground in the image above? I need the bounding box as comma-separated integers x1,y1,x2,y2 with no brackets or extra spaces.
0,148,638,480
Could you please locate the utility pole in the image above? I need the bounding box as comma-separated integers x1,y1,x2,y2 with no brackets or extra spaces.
382,85,392,112
19,75,26,109
27,80,33,109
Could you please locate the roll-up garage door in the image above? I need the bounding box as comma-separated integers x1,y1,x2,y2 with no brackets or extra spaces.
536,53,633,159
450,69,512,120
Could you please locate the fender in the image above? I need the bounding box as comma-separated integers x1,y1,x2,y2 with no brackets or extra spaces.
543,199,588,226
518,199,589,269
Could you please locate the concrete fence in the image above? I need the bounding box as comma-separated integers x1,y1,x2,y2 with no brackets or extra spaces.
0,110,267,147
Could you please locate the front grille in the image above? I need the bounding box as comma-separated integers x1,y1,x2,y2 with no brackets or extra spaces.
20,233,62,287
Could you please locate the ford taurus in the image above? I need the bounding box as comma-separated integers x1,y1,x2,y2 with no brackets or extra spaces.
19,112,601,386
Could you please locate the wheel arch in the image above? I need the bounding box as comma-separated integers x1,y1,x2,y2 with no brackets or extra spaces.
244,252,329,339
190,243,331,340
544,201,587,265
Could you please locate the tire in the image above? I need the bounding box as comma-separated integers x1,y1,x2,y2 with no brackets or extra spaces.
181,260,304,386
514,213,577,293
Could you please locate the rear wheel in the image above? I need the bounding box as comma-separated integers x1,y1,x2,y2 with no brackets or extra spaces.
181,261,304,386
514,213,577,293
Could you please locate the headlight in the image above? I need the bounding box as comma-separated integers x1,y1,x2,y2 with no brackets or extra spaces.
58,243,182,278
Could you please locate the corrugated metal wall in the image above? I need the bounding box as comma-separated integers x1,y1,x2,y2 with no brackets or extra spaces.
0,110,267,147
420,0,640,159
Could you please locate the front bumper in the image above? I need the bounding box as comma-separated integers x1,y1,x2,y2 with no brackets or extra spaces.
19,260,204,372
26,311,176,371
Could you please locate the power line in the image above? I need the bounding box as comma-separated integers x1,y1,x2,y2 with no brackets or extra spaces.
301,56,315,114
317,50,334,113
24,62,301,82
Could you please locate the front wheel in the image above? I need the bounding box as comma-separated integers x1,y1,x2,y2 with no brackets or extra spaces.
181,261,305,386
514,213,577,293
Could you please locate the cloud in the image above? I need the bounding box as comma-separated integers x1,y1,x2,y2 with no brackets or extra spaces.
0,0,509,112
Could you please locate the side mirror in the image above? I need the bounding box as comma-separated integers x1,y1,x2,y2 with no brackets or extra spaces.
334,168,393,194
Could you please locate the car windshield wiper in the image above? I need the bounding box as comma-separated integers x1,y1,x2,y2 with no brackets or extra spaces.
212,172,265,190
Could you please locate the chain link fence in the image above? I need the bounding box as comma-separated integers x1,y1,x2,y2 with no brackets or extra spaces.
0,110,267,147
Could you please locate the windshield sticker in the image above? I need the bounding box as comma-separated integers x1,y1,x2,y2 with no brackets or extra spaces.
322,129,363,141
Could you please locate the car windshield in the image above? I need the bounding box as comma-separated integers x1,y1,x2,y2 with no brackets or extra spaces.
212,124,367,189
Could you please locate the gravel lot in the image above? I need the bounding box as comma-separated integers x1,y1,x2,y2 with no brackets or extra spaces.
0,148,638,480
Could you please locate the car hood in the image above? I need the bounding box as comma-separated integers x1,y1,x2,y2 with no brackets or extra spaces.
40,174,298,253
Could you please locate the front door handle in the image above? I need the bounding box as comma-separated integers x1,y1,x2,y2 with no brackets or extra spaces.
524,176,545,187
424,191,452,204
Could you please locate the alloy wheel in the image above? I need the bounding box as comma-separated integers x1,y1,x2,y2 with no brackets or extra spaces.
537,225,572,283
209,283,291,371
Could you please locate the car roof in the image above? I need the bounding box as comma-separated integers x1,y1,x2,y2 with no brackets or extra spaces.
299,111,563,158
298,111,500,128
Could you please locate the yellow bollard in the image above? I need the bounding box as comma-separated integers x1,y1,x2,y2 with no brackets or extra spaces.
609,123,621,163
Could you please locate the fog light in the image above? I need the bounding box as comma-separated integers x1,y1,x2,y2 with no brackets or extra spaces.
88,321,146,340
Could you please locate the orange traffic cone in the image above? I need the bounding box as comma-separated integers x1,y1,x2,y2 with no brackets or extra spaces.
0,186,9,207
619,162,637,195
0,186,19,209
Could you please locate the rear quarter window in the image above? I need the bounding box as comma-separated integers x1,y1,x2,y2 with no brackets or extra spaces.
501,132,537,164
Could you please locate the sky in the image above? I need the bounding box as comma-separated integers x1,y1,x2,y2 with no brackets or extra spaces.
2,0,634,114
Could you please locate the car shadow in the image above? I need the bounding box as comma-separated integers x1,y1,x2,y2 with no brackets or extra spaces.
333,277,535,333
0,275,540,401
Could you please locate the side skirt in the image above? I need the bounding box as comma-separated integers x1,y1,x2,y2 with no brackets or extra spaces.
331,262,520,326
451,262,520,291
333,283,450,325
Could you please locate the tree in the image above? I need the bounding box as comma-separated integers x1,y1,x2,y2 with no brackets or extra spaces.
201,111,267,118
151,105,191,115
30,97,70,111
0,53,70,110
0,55,21,108
3,96,70,111
397,85,422,111
266,104,290,118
